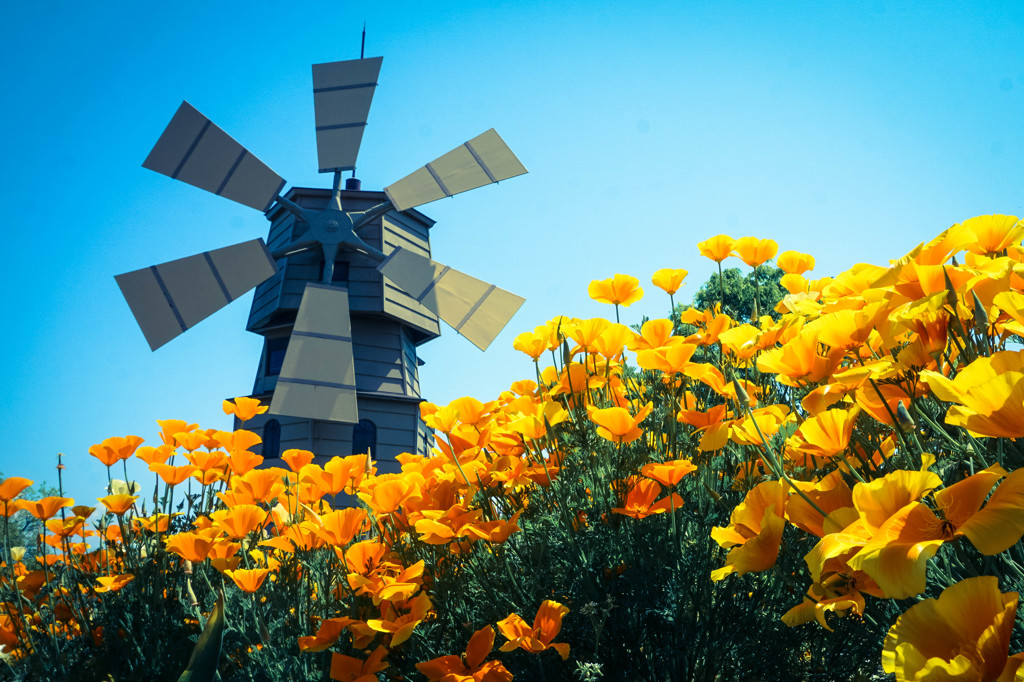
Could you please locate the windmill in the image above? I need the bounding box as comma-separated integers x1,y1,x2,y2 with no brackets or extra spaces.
116,55,528,471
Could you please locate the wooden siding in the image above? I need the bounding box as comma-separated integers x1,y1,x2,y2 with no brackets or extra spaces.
380,214,441,337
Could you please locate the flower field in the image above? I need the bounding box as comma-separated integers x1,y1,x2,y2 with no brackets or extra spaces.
4,214,1024,681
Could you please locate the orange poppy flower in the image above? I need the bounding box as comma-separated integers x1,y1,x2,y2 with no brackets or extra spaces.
135,444,174,466
366,591,432,645
651,268,688,295
88,436,145,467
165,532,215,563
733,237,779,267
236,468,288,505
213,428,262,453
315,508,369,547
0,477,32,504
206,538,241,574
330,646,389,682
777,250,815,275
882,576,1018,681
21,496,74,521
149,463,199,486
95,574,135,594
697,234,735,262
173,431,207,453
587,274,644,306
641,459,698,488
226,449,264,477
281,449,315,473
611,479,683,519
222,396,269,422
297,617,358,653
156,419,198,446
497,600,570,660
358,478,421,516
447,396,495,428
416,625,512,682
224,568,271,593
186,449,228,473
97,495,138,516
211,504,267,540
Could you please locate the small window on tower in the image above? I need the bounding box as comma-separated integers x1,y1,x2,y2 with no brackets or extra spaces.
352,419,376,458
266,337,288,376
263,419,281,459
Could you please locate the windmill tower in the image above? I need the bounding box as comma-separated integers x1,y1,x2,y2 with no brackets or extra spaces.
116,55,528,473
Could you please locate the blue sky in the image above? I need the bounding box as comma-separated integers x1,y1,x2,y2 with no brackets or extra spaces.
2,1,1022,505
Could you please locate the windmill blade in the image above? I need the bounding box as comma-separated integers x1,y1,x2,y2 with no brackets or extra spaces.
142,101,286,212
116,239,278,351
312,56,383,173
377,247,524,351
269,283,359,423
383,129,527,212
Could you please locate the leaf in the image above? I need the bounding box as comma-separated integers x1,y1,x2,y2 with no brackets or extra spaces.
179,590,225,682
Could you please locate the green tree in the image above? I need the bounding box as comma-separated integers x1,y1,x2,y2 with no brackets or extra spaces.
689,265,787,322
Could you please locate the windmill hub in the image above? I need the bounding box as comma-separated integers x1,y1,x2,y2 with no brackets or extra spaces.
308,208,356,245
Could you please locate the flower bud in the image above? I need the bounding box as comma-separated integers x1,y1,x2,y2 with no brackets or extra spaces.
972,290,989,333
896,401,916,431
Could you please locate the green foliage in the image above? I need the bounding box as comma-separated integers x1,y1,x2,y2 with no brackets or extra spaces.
689,266,786,322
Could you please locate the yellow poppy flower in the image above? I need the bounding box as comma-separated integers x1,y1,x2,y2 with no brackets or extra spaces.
697,234,735,262
651,268,688,294
961,214,1024,255
587,274,644,306
222,396,269,421
95,574,135,594
733,236,779,267
513,330,548,360
882,577,1017,681
711,480,787,580
587,403,653,444
97,494,138,516
777,250,815,275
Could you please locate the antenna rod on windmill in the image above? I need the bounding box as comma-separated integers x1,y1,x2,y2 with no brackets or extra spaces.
354,22,366,180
